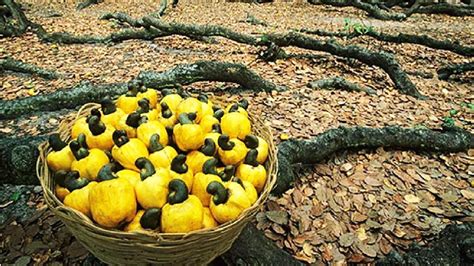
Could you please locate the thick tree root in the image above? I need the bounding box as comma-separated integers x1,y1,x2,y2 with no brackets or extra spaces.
76,0,102,11
154,0,168,17
100,12,144,27
0,56,59,79
299,28,474,57
137,60,283,92
0,61,280,119
142,17,422,98
377,222,474,265
273,126,474,194
309,0,406,21
241,13,268,27
308,77,376,94
0,0,30,37
437,61,474,80
34,24,167,44
221,223,303,265
0,135,46,185
416,3,474,17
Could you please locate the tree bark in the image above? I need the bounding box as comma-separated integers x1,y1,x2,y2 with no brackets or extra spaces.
310,0,407,20
308,77,376,94
0,56,59,79
221,223,304,265
377,222,474,265
0,82,127,120
100,12,144,27
273,126,474,194
0,135,46,185
0,61,281,119
299,28,474,57
142,17,422,98
76,0,102,11
416,3,474,17
138,61,283,93
437,61,474,80
33,24,168,44
0,0,30,37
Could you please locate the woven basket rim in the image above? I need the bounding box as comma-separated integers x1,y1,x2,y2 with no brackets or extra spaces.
37,101,278,239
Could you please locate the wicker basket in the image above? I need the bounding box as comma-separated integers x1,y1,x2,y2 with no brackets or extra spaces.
37,102,277,265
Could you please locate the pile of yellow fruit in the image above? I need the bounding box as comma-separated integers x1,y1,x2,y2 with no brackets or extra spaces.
46,81,269,233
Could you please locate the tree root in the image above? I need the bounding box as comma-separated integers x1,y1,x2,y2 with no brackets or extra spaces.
273,126,474,194
241,13,268,27
142,17,422,98
0,135,46,185
0,56,59,79
137,60,283,92
378,222,474,265
308,77,376,95
154,0,168,17
309,0,406,21
100,12,144,27
416,3,474,17
221,223,303,265
0,61,280,120
298,28,474,57
437,61,474,80
0,0,30,37
33,23,167,44
76,0,102,11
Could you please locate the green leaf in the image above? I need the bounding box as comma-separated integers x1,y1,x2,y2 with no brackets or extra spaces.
468,103,474,110
10,191,21,201
442,116,455,128
449,109,458,116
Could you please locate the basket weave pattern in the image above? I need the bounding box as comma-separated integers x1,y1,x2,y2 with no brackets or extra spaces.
37,102,277,265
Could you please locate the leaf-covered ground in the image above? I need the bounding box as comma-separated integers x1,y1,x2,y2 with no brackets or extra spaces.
1,1,473,264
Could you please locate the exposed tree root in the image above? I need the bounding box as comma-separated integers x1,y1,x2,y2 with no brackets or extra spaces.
378,222,474,265
0,56,59,79
308,77,376,95
241,13,268,27
155,0,168,17
298,28,474,57
76,0,102,11
1,1,421,98
273,126,474,194
406,70,434,79
437,61,474,80
100,12,144,27
0,82,127,120
33,24,167,44
0,0,31,37
137,60,283,92
309,0,473,20
221,223,303,265
0,135,46,185
100,0,168,25
0,61,280,120
309,0,406,21
416,3,474,17
142,17,422,98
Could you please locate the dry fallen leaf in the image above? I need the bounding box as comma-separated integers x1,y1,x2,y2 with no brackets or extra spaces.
460,190,474,200
404,194,420,204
